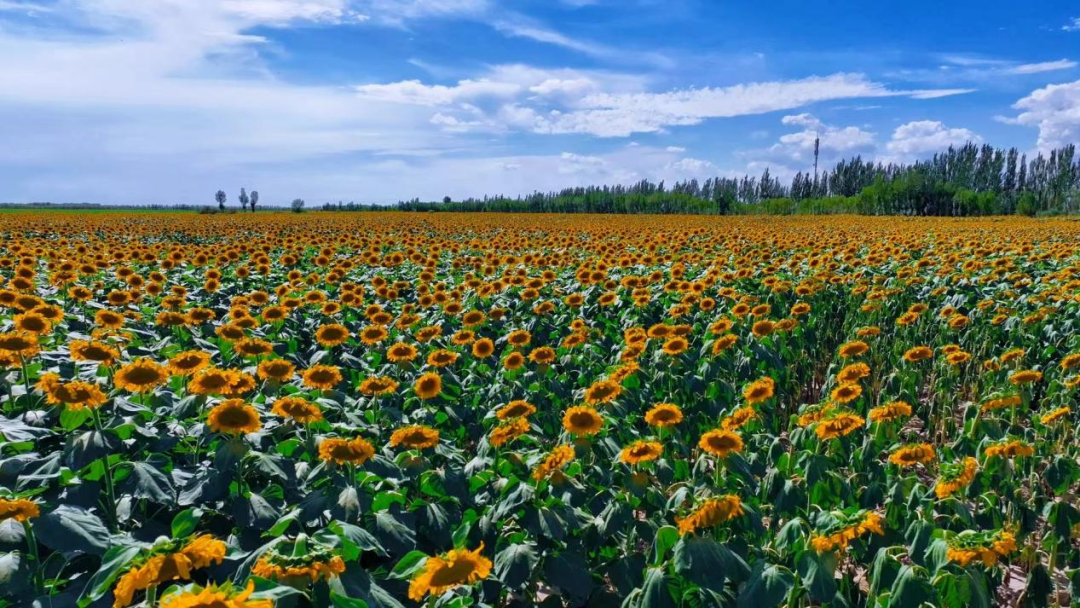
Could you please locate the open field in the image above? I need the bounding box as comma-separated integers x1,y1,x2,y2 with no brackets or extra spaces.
1,212,1079,607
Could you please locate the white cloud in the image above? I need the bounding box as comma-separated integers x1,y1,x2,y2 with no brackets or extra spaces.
745,113,875,170
355,78,521,105
665,157,714,174
1002,60,1077,75
1006,79,1080,150
1063,18,1080,32
886,120,980,157
665,146,686,152
524,74,970,137
0,1,52,12
558,152,606,174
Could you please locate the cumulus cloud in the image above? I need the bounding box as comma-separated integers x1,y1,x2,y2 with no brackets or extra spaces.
886,120,981,157
665,157,714,174
1005,79,1080,150
355,79,521,105
1064,18,1080,32
746,113,875,169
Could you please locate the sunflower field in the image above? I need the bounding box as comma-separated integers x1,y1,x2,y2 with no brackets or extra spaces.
1,211,1080,608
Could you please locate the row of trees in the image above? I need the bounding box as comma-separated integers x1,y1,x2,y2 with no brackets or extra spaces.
378,143,1079,216
214,188,259,212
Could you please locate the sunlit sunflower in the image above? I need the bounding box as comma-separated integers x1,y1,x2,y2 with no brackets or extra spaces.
489,417,530,447
888,443,936,468
257,358,296,382
503,351,525,370
837,362,870,383
830,382,862,404
113,358,168,393
471,338,495,358
838,340,869,358
528,346,556,365
497,400,536,420
0,331,39,358
902,346,933,363
645,403,683,428
699,429,743,457
70,340,120,366
414,372,442,400
427,349,459,368
168,350,212,377
207,399,261,435
869,401,912,423
318,437,375,465
408,544,492,601
233,338,273,358
562,405,603,436
271,396,323,424
742,377,775,405
620,440,663,465
390,425,440,450
584,379,621,405
1040,406,1070,425
158,581,270,608
315,323,350,347
13,312,52,335
95,309,126,329
815,410,865,440
252,540,345,583
676,495,743,535
360,375,398,396
302,364,342,390
360,325,389,345
0,498,40,523
1008,369,1042,385
935,457,977,499
387,342,419,363
188,367,239,396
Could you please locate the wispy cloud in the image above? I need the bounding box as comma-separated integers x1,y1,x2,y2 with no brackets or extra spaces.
1063,17,1080,32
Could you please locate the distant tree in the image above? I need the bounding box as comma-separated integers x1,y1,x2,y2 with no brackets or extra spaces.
250,190,258,212
239,188,249,212
291,198,305,213
443,196,452,204
215,190,226,212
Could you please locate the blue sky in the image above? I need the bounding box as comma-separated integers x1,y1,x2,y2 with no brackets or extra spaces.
1,0,1079,205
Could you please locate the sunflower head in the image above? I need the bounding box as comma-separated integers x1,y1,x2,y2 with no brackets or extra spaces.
562,405,603,436
414,372,443,400
114,358,168,393
408,544,492,601
207,399,262,435
390,425,440,450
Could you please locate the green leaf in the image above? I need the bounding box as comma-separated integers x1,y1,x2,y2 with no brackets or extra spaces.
36,505,112,556
335,563,406,608
389,551,429,580
122,461,175,504
673,537,749,590
83,544,143,601
636,567,677,608
737,563,794,608
890,565,934,607
494,543,538,590
651,525,679,566
797,550,837,602
171,508,204,539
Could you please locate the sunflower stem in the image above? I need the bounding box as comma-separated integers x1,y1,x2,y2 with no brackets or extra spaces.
92,408,120,533
23,521,44,594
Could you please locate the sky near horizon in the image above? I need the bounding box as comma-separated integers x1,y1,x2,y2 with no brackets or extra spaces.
2,1,1079,206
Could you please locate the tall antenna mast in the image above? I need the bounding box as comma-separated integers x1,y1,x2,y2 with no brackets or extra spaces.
813,130,820,186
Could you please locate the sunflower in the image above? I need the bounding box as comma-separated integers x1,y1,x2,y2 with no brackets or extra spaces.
528,346,556,365
168,350,212,377
584,379,621,405
532,444,576,481
414,372,442,400
1061,353,1080,371
935,457,977,499
751,320,775,338
360,325,389,345
1008,369,1042,385
503,351,525,370
390,425,440,450
497,400,536,420
809,512,884,553
112,535,228,608
302,364,342,390
95,309,126,329
837,362,870,383
13,312,52,335
645,403,683,428
980,394,1022,412
946,530,1017,567
720,406,757,431
468,334,494,358
70,340,120,365
506,329,531,348
158,581,270,608
271,396,323,424
188,367,239,396
207,399,262,435
360,376,399,396
234,338,273,358
620,440,663,465
562,405,603,436
427,349,459,368
252,540,345,583
0,498,40,522
676,495,743,535
711,333,738,355
742,377,775,405
869,401,912,423
318,437,375,465
113,358,168,393
315,323,350,347
489,417,530,447
1040,406,1070,425
698,429,743,457
408,544,492,601
830,382,862,404
257,358,296,382
661,336,689,356
38,375,107,410
902,346,933,363
888,443,936,467
946,351,971,365
984,439,1034,459
838,340,869,358
0,331,39,358
815,410,865,440
387,342,419,363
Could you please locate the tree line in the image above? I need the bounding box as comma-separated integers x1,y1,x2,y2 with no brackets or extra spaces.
342,142,1077,216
